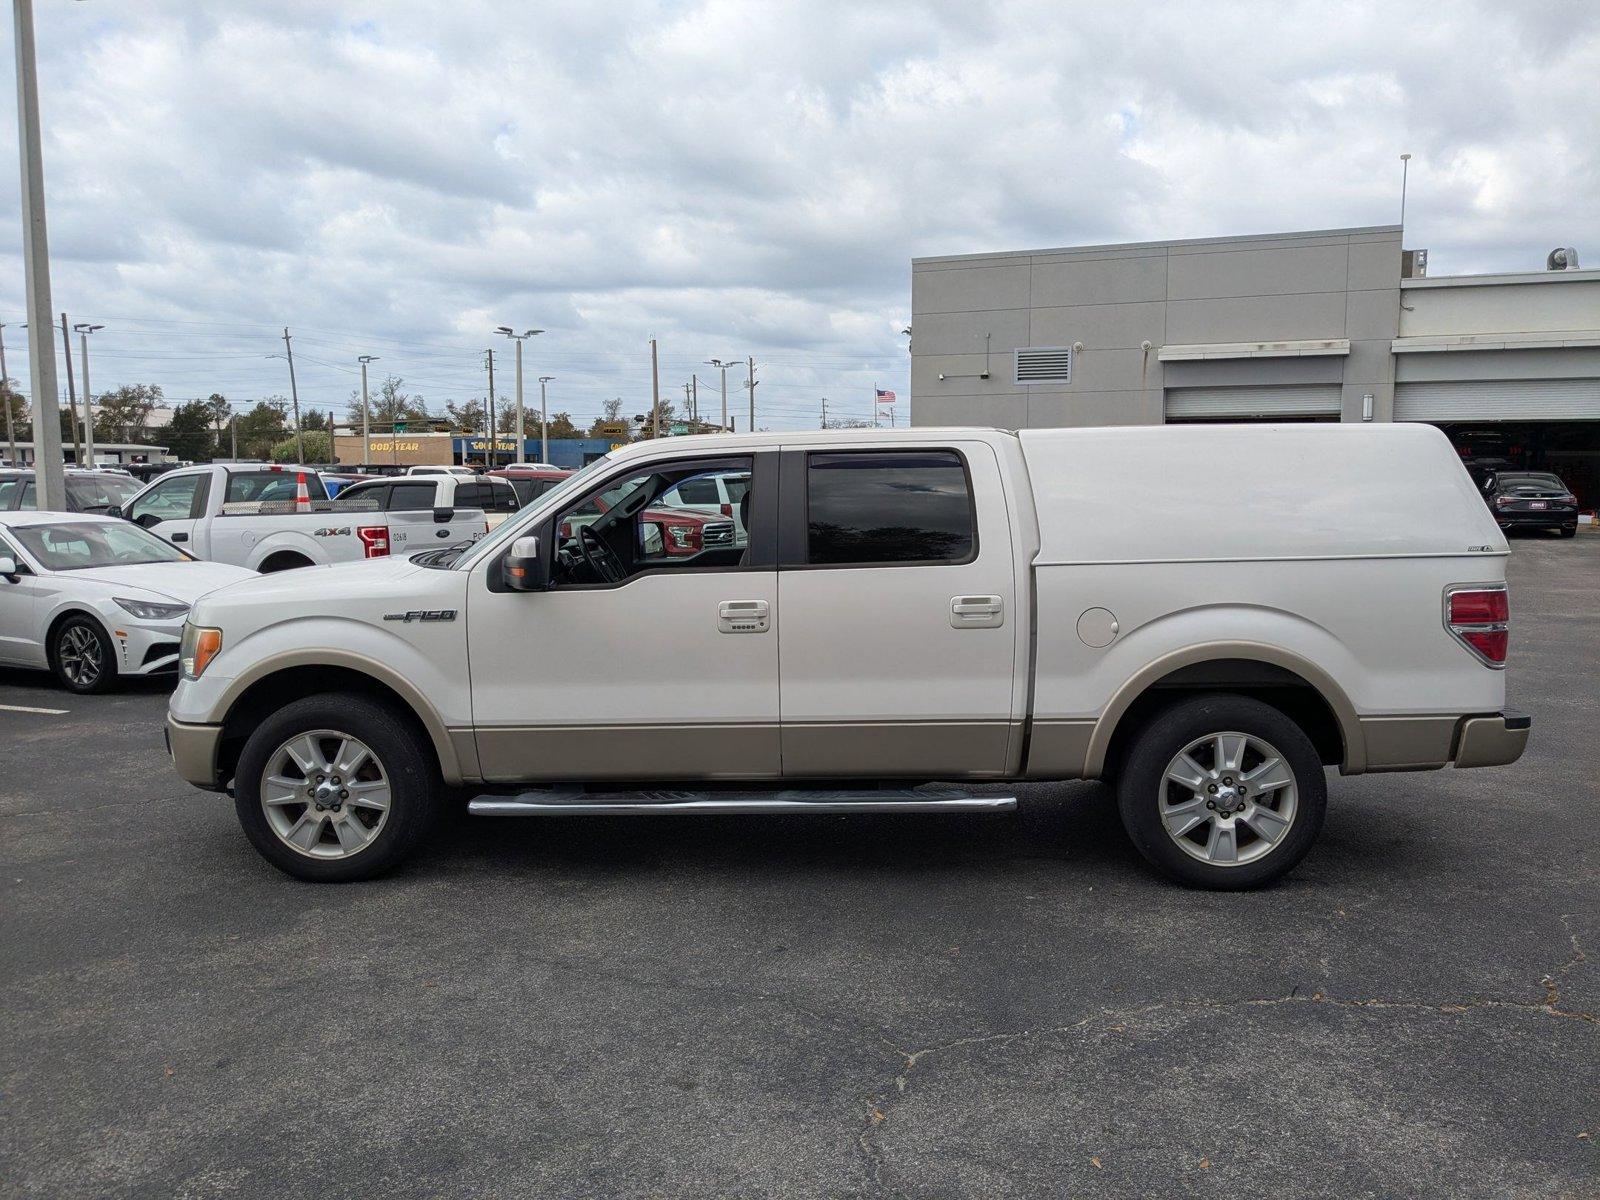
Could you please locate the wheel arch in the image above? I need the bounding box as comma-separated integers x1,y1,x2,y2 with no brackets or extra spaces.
45,606,112,666
213,651,473,787
1088,641,1365,778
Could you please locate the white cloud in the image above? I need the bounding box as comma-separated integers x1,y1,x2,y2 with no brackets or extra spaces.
0,0,1593,428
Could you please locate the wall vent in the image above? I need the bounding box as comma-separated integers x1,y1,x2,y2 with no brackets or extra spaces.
1015,346,1073,384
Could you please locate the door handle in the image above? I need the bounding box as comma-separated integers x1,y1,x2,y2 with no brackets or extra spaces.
951,595,1003,629
171,532,189,543
718,599,769,634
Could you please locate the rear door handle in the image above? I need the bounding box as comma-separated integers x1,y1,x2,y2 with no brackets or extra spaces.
951,595,1003,629
718,599,769,634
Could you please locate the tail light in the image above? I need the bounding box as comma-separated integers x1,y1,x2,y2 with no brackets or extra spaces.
1445,584,1508,667
357,526,390,558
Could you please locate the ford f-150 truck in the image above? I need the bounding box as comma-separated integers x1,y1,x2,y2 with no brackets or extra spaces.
118,462,489,571
165,424,1529,888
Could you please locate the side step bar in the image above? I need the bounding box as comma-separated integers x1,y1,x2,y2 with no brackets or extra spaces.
468,788,1017,817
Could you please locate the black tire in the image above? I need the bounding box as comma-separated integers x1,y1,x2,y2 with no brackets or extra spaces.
1559,524,1577,539
233,693,440,882
1116,693,1327,890
50,613,117,694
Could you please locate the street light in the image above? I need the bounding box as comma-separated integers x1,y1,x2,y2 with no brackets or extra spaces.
495,327,544,463
73,323,103,467
537,376,555,465
357,355,380,467
706,359,736,431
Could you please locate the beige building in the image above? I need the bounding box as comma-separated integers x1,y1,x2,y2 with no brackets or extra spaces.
332,432,455,468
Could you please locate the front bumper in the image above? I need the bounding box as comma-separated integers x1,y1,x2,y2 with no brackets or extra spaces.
1454,712,1531,769
165,714,226,791
111,620,186,676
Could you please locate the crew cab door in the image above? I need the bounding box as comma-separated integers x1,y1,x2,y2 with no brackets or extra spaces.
466,451,780,783
125,470,209,551
776,441,1018,777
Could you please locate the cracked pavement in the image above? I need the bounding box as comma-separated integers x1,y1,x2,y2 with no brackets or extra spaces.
2,534,1596,1197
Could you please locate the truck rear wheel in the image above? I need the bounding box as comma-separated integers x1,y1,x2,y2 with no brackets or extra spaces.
1116,694,1326,890
232,693,439,882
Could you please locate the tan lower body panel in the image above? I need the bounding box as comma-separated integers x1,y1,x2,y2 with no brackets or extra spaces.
1357,715,1460,772
474,723,782,783
1021,718,1096,779
780,721,1012,778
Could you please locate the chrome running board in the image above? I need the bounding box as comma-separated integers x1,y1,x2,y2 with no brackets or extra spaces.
468,788,1017,817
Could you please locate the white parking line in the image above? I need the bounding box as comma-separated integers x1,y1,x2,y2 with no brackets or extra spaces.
0,702,70,715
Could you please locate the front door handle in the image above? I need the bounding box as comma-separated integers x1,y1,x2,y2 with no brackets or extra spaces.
718,599,769,634
170,532,189,543
951,595,1003,629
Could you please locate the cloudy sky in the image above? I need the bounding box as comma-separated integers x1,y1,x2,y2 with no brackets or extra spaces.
0,0,1595,431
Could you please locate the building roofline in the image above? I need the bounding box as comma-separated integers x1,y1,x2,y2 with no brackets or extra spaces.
1402,268,1600,288
912,225,1403,266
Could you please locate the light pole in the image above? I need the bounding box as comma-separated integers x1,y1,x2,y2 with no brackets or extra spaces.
358,355,378,468
538,376,554,464
281,328,305,464
706,359,735,431
1399,152,1412,229
495,327,543,463
13,0,65,505
73,323,102,467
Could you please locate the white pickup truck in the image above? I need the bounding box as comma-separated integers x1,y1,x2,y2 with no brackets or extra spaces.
165,424,1528,888
118,463,489,571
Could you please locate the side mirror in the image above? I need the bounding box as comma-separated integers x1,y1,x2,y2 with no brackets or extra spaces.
433,506,455,524
505,535,547,591
105,504,123,520
0,554,17,579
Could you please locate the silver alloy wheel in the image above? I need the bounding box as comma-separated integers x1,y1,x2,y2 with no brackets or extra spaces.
58,624,103,687
1159,731,1298,867
260,729,392,859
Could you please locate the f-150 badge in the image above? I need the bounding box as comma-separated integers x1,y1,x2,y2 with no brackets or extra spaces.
383,609,458,622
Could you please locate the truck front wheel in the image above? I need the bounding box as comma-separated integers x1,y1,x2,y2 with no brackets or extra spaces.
1116,694,1326,890
233,693,440,882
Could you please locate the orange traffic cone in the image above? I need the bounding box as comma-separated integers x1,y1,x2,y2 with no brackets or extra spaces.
294,471,311,511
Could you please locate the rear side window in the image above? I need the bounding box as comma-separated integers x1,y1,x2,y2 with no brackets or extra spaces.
387,482,436,510
672,477,721,505
453,483,484,509
805,451,975,566
225,472,329,504
485,481,519,513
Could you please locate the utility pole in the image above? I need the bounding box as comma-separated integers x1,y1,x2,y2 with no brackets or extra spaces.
358,354,378,468
230,412,238,460
58,314,80,465
0,323,15,463
484,347,497,467
538,376,554,464
691,374,700,425
650,338,661,438
683,380,693,427
745,356,758,434
820,397,828,430
13,0,64,505
282,328,305,464
74,323,102,467
706,359,732,431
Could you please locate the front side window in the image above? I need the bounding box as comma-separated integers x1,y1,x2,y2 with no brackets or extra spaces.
805,451,975,566
549,457,754,587
129,473,204,524
11,520,190,570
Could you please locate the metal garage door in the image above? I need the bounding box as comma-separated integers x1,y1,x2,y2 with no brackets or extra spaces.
1393,378,1600,422
1164,384,1342,420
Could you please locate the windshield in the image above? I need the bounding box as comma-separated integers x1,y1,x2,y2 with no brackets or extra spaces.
68,474,142,512
11,520,191,570
1497,473,1566,491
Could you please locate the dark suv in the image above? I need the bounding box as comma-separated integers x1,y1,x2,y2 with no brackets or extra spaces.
1485,471,1579,538
0,469,143,514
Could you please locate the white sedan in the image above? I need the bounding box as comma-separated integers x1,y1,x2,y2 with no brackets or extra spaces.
0,512,256,693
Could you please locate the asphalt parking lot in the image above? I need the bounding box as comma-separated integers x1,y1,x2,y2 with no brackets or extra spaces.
2,534,1596,1198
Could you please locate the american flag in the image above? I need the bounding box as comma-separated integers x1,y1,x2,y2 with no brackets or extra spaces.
875,388,897,404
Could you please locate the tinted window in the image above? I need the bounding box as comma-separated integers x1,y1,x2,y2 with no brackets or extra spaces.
453,483,484,509
66,475,141,513
806,451,974,566
486,481,519,513
224,472,329,504
387,483,435,510
334,482,387,509
0,480,18,509
673,477,720,505
20,481,37,510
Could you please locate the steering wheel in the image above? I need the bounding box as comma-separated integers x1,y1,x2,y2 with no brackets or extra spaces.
577,524,624,583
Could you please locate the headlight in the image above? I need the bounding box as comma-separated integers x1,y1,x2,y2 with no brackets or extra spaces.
179,623,223,680
666,523,696,548
115,596,191,621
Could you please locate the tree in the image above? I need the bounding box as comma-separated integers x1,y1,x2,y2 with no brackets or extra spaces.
205,394,232,445
300,409,329,432
163,399,216,462
588,398,630,439
545,411,580,439
349,375,429,428
445,398,486,433
92,383,163,444
235,399,289,459
631,398,678,440
272,430,331,463
0,380,24,453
